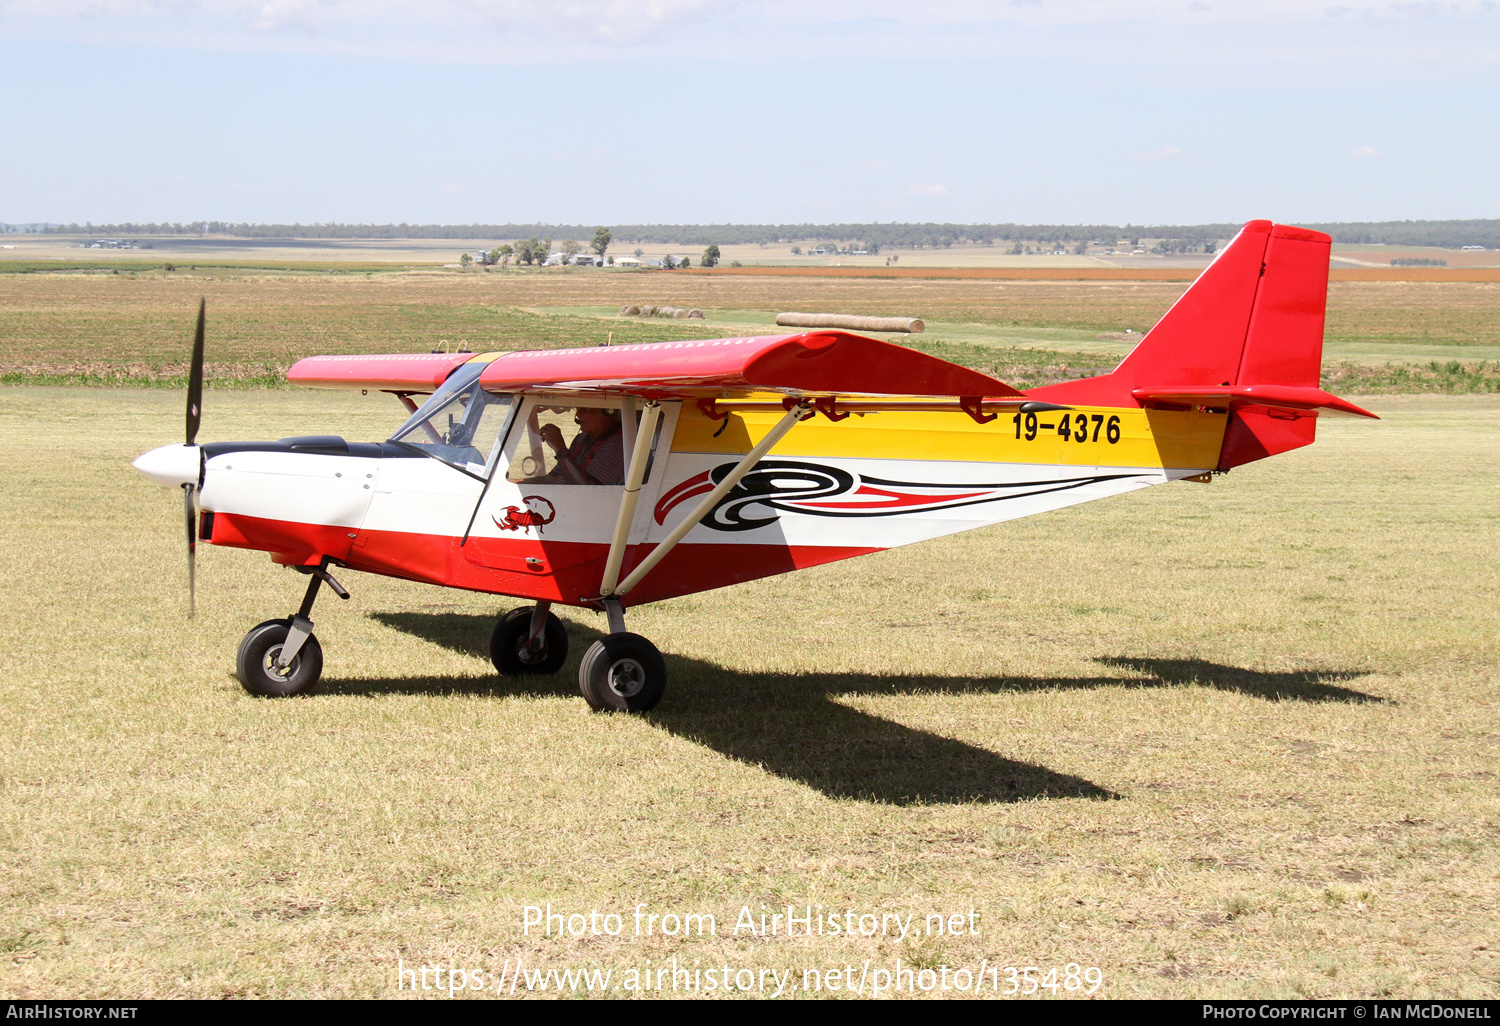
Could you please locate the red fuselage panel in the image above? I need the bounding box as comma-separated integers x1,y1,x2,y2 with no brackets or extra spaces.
209,512,878,606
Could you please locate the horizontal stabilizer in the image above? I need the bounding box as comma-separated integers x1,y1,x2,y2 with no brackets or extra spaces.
288,352,487,391
477,331,1023,400
1132,385,1378,419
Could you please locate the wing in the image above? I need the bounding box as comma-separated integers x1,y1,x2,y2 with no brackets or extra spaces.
287,352,493,391
475,332,1025,402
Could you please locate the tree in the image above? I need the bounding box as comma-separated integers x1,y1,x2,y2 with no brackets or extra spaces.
592,227,612,259
701,244,720,268
515,238,536,265
678,256,690,268
866,241,880,255
791,245,801,255
562,239,583,259
460,252,473,268
487,247,502,265
634,248,644,259
538,238,553,264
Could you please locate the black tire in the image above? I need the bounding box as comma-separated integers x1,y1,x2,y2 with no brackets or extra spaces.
236,619,323,697
578,633,666,713
490,606,569,676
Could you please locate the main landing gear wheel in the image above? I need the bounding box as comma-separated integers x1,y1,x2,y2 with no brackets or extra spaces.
578,633,666,713
236,619,324,698
490,606,569,676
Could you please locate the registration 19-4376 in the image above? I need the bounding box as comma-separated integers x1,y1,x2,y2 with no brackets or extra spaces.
1013,411,1122,444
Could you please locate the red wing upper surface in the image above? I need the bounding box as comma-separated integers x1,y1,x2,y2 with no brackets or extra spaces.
475,331,1022,400
287,352,480,391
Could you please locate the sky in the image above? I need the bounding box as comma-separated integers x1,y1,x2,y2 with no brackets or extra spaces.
1,0,1497,226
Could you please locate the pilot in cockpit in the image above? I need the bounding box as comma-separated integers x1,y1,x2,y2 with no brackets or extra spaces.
536,407,625,485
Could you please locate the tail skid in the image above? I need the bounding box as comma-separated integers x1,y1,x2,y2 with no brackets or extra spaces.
1028,220,1376,470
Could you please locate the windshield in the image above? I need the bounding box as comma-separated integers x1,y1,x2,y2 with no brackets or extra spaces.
389,362,513,475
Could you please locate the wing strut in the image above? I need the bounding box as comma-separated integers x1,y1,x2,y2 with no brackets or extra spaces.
609,401,810,600
599,401,664,597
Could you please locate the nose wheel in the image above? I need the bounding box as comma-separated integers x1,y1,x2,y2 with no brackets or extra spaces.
235,561,347,698
236,619,324,697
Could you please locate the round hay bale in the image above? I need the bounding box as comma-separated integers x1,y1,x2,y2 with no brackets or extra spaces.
687,308,705,319
620,304,640,316
775,312,925,333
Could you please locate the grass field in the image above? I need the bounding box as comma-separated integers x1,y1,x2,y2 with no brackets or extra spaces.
1,387,1496,999
1,271,1497,392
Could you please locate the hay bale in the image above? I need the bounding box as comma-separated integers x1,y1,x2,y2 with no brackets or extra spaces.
775,312,925,333
638,305,656,316
619,304,641,316
687,308,705,319
672,308,688,319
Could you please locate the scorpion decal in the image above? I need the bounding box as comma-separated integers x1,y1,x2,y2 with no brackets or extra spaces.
494,495,557,536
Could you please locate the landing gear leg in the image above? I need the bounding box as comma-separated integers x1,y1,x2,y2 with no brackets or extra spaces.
579,599,665,713
235,561,348,698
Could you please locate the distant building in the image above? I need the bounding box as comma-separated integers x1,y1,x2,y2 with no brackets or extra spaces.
1461,245,1487,251
542,253,565,266
614,257,643,267
568,253,597,266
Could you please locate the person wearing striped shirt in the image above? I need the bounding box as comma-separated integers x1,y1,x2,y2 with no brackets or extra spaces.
538,407,625,485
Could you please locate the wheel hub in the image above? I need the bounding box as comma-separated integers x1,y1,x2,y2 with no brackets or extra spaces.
607,657,646,698
263,646,297,680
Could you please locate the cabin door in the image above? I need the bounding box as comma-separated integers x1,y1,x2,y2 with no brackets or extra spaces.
460,397,679,582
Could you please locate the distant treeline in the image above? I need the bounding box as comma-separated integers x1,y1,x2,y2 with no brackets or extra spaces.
8,219,1500,249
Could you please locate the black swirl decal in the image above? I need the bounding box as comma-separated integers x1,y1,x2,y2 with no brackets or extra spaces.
689,460,1146,533
705,461,855,532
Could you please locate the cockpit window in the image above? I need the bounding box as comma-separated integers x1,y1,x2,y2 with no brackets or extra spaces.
506,404,625,485
389,363,513,475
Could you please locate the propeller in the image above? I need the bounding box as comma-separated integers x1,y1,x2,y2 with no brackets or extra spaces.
183,298,205,618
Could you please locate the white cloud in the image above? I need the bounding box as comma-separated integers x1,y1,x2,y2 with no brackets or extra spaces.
1135,145,1185,160
1349,144,1382,157
906,183,948,197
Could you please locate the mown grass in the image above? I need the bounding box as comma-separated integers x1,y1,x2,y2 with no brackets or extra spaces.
0,388,1496,999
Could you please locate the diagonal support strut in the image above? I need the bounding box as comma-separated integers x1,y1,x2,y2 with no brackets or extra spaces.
612,401,809,599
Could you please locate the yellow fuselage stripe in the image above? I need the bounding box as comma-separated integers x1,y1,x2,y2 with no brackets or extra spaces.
670,401,1226,470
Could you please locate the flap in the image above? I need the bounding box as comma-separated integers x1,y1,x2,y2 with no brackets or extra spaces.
1133,384,1378,419
287,352,489,391
476,332,1022,400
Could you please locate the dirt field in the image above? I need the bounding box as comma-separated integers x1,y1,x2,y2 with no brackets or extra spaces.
0,388,1496,999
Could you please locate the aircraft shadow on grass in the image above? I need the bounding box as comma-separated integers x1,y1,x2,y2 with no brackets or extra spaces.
347,612,1380,806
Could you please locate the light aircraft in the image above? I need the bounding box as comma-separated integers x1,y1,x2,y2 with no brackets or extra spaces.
133,220,1376,710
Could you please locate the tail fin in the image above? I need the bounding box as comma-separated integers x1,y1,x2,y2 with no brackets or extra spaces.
1028,220,1375,469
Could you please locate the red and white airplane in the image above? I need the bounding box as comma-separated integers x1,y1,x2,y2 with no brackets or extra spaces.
134,221,1375,710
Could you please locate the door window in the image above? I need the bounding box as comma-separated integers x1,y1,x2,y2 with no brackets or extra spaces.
507,403,626,485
